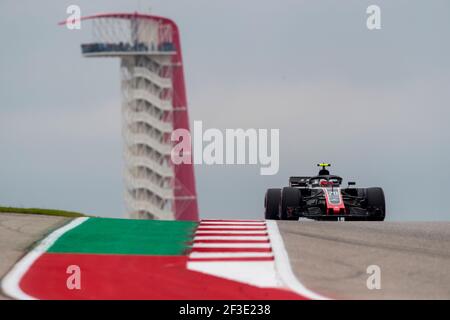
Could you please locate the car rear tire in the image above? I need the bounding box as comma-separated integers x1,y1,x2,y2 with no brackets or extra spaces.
366,187,386,221
265,188,281,220
280,187,301,220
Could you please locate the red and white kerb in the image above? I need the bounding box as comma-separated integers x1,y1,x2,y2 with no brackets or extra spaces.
187,220,279,287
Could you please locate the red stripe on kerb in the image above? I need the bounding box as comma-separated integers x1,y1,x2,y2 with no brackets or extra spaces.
188,257,275,262
194,239,270,244
19,253,304,299
194,233,269,237
190,248,272,253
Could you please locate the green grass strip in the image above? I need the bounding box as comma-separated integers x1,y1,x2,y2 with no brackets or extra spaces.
0,206,87,218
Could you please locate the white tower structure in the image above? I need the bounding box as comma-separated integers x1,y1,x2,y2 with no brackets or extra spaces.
69,13,199,220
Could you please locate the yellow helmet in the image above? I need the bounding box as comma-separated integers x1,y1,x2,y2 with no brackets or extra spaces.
317,163,331,168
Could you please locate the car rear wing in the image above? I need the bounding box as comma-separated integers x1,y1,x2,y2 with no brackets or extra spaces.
289,176,310,187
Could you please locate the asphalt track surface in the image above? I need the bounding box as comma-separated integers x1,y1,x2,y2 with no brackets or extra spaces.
278,220,450,299
1,213,450,299
0,213,68,300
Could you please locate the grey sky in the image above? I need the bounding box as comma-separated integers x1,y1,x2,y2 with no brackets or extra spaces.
0,1,449,220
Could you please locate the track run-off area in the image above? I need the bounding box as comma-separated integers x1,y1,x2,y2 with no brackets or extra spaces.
1,213,450,299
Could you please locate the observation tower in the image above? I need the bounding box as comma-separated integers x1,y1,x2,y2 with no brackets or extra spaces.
64,13,198,220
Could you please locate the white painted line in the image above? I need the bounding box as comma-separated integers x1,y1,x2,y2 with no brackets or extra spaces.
266,220,329,300
202,219,265,222
187,261,282,288
189,252,274,259
1,217,89,300
194,236,270,241
197,225,267,229
192,243,271,248
200,222,266,225
195,230,268,235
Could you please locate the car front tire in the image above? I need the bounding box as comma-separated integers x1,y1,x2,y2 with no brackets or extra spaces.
366,187,386,221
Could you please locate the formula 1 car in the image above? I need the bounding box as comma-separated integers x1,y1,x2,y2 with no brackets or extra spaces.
264,163,386,221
